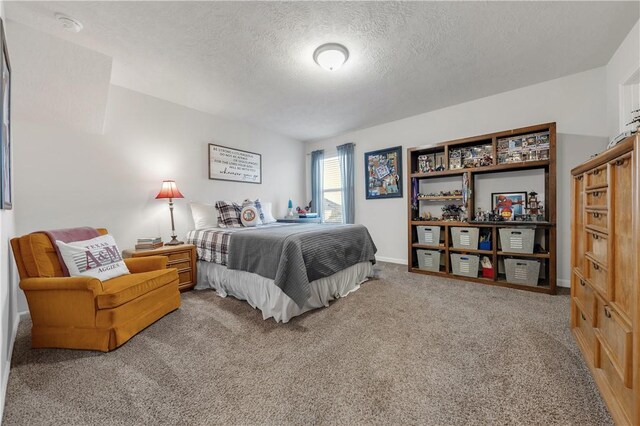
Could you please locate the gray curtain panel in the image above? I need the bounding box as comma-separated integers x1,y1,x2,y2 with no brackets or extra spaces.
311,150,324,217
337,143,355,224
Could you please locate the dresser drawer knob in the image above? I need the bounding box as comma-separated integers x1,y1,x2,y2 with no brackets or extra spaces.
592,212,600,218
580,279,586,287
615,159,625,166
592,234,599,240
592,191,600,197
604,306,611,319
581,313,586,321
593,169,600,176
577,175,583,181
593,263,600,271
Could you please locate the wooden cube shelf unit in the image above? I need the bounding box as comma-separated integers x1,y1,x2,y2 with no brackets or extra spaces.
407,123,557,294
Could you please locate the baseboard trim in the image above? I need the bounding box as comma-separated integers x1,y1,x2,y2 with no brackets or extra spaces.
376,256,407,265
557,278,570,288
0,312,20,421
18,310,29,321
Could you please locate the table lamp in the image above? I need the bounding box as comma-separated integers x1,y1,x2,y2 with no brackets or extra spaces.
155,180,184,245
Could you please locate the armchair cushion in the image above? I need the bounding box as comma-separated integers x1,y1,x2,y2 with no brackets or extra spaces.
123,256,168,274
97,269,178,309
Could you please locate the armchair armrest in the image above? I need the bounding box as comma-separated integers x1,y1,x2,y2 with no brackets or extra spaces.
20,276,104,295
124,256,168,273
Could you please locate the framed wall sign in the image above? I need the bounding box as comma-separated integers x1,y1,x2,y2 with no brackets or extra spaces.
208,144,262,184
365,146,403,199
0,20,11,210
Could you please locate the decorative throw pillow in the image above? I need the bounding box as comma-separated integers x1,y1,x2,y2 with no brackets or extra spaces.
189,202,217,229
261,201,277,224
241,206,261,227
56,234,130,281
215,201,243,228
242,198,265,222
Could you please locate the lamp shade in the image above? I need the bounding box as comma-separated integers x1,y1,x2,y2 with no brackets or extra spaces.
155,180,184,199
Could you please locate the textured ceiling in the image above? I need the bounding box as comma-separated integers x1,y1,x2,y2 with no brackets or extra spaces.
6,1,639,141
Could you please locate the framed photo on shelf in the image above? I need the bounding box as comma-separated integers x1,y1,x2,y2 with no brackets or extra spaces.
0,20,11,210
491,192,526,221
365,146,402,199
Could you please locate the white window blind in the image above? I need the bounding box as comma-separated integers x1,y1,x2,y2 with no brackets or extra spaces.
322,155,343,223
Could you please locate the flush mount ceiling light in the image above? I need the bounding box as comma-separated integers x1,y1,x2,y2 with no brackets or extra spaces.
55,13,83,33
313,43,349,71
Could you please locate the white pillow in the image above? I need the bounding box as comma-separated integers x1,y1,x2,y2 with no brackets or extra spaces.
56,235,130,281
190,202,218,229
241,206,261,227
261,201,277,224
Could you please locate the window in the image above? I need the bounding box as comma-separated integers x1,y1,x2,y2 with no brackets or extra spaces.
322,155,343,223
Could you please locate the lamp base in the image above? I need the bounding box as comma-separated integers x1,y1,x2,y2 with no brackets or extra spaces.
165,236,184,246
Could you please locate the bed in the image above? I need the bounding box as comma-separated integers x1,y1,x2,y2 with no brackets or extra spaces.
186,222,377,322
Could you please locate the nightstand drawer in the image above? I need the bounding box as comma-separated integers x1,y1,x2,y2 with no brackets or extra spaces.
585,188,607,208
178,269,193,285
167,251,191,262
574,274,595,320
167,260,191,270
585,229,607,265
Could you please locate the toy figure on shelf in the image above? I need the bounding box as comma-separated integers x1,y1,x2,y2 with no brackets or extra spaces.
442,204,464,221
526,191,541,215
296,201,312,214
435,157,446,172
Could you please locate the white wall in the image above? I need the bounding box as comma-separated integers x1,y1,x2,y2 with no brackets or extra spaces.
306,67,610,287
8,25,305,309
0,0,19,421
606,19,640,139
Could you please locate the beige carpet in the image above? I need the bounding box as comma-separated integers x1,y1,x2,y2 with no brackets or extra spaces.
3,262,611,425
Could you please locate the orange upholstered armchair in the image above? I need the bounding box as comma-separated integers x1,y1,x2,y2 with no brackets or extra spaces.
10,228,181,352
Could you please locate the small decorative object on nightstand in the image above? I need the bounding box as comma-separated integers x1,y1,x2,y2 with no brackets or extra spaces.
123,244,197,292
155,180,184,245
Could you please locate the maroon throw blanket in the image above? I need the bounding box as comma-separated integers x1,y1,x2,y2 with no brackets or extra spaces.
38,227,101,276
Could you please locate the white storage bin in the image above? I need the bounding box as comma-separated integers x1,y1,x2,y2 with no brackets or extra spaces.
451,227,479,249
450,253,480,278
499,228,535,254
505,258,541,286
416,249,441,272
416,226,441,246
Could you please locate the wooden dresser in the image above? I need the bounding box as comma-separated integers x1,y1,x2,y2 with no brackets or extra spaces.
571,134,639,425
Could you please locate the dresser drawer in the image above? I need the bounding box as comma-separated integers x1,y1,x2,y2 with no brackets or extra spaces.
585,229,607,265
586,257,608,298
584,209,607,231
586,165,607,187
585,188,607,208
574,301,597,361
595,299,632,388
574,274,595,321
598,345,634,423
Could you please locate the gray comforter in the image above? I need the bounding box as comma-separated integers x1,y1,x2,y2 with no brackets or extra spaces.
226,224,377,307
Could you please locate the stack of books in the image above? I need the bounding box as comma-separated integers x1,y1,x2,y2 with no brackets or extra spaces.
135,237,163,250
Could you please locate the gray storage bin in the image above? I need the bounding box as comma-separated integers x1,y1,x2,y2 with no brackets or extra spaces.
450,253,480,278
451,227,479,249
499,228,535,254
505,258,541,286
417,225,441,246
416,249,441,272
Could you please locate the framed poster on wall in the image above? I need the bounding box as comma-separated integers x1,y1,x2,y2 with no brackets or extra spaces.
364,146,403,199
208,144,262,184
0,20,11,210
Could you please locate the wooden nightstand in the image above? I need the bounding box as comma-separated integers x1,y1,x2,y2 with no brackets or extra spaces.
122,244,197,292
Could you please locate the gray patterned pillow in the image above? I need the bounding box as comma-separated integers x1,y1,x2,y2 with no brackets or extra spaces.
215,201,243,228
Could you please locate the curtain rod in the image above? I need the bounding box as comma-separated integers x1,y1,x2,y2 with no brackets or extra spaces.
305,143,356,155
